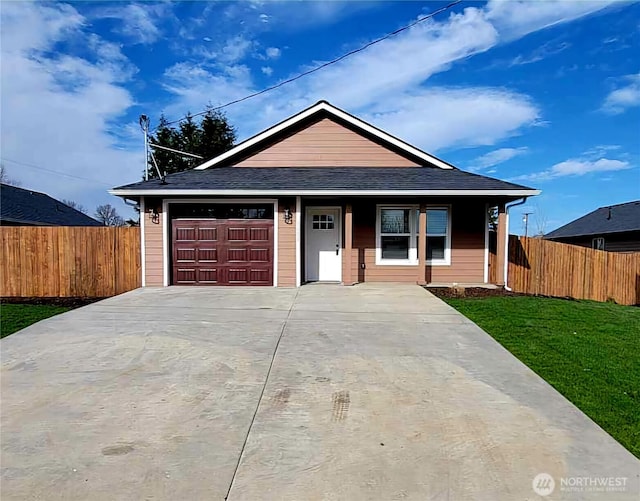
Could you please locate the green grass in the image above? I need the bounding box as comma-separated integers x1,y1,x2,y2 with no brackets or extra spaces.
444,295,640,458
1,304,71,338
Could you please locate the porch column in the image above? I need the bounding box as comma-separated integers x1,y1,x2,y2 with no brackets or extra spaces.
417,203,427,285
496,202,507,286
344,203,354,285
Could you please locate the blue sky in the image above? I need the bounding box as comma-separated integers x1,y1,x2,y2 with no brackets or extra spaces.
1,0,638,233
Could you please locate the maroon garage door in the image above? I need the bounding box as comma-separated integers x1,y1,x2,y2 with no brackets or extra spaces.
172,218,274,286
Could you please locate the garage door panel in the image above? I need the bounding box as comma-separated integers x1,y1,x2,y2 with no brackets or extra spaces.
198,269,219,283
197,248,218,262
198,227,218,241
228,227,248,241
175,268,196,284
250,269,271,284
172,218,273,286
228,248,248,262
249,248,269,262
176,227,196,241
250,227,270,241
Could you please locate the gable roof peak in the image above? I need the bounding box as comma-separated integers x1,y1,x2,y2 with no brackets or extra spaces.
194,100,455,171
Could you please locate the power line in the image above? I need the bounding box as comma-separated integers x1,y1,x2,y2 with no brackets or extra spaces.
0,158,114,187
159,0,462,129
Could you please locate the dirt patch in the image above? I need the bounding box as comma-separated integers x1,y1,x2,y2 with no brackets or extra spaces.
426,287,522,300
0,297,104,308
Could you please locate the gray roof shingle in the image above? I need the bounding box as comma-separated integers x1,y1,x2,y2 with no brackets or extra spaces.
0,184,102,226
113,167,535,193
545,200,640,239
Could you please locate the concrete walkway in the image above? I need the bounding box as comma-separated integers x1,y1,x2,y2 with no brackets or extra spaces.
1,284,638,500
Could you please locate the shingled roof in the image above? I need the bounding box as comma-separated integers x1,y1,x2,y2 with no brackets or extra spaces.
0,184,102,226
111,167,537,196
545,200,640,239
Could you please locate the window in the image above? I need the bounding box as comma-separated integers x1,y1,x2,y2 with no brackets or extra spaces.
592,237,605,250
414,207,451,265
377,206,417,264
426,208,450,264
376,205,451,265
312,214,334,230
171,204,273,220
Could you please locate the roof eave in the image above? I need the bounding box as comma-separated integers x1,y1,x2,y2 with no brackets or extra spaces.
110,188,541,197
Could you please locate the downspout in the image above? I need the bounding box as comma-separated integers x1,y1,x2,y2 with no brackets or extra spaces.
504,197,528,291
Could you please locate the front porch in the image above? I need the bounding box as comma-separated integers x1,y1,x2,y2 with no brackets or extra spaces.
295,197,510,288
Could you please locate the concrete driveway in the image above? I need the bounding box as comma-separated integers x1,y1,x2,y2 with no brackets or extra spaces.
1,285,638,500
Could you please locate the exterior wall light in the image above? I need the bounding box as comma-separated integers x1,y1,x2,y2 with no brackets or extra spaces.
284,207,293,224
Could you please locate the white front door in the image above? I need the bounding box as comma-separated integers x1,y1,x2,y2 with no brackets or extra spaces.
305,207,342,282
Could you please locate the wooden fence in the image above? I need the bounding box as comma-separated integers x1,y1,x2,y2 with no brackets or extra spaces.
489,234,640,305
1,227,141,298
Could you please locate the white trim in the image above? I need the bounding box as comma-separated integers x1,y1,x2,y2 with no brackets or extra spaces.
375,205,419,266
161,198,279,287
305,206,342,282
140,197,146,287
503,212,510,287
426,206,452,267
110,188,541,197
273,200,278,287
192,101,454,171
483,203,489,284
295,196,301,287
162,200,169,286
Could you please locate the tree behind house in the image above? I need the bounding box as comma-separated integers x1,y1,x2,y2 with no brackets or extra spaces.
95,204,125,226
62,199,87,214
146,107,236,179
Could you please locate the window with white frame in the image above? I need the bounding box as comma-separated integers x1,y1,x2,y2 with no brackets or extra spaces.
414,207,451,265
376,205,451,265
426,208,450,264
377,206,417,264
592,237,605,250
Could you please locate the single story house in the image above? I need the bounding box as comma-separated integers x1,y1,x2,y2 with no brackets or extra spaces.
545,200,640,252
111,101,539,287
0,183,102,226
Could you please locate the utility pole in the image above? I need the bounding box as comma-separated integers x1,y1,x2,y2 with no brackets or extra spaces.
522,211,533,237
139,115,150,181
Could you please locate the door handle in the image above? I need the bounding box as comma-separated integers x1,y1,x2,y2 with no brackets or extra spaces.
336,244,339,256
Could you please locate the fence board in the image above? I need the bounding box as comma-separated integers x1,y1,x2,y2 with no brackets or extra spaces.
491,234,640,305
0,227,141,298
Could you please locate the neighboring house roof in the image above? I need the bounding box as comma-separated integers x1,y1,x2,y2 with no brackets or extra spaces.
111,167,537,196
194,101,456,170
545,200,640,239
0,183,102,226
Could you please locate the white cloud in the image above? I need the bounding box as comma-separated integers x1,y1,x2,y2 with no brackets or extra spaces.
191,35,257,64
261,66,273,76
510,156,632,182
160,1,615,153
265,47,281,59
94,3,168,45
0,2,139,214
485,0,615,40
509,41,571,66
468,147,529,172
601,73,640,115
362,89,538,152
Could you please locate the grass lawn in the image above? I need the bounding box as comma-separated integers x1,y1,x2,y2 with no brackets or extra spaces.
1,304,72,339
444,295,640,458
